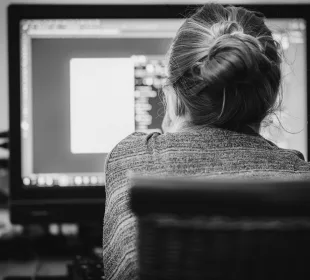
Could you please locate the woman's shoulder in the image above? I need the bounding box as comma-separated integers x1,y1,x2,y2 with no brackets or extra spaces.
105,131,161,164
261,138,309,170
105,129,310,174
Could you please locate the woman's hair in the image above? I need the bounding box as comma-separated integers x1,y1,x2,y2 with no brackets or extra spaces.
167,3,282,131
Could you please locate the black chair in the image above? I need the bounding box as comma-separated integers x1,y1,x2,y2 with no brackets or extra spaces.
130,176,310,280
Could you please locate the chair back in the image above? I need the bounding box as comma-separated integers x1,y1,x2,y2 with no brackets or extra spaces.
130,176,310,280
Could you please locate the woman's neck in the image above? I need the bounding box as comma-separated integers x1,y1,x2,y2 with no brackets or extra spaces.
169,118,261,135
167,114,192,133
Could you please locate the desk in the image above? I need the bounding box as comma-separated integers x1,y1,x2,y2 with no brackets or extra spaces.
0,259,70,280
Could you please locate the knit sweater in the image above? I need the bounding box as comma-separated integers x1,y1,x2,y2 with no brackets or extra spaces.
103,126,310,280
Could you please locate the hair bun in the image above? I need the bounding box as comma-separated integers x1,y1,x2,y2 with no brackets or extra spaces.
211,21,243,37
197,26,272,93
167,4,282,129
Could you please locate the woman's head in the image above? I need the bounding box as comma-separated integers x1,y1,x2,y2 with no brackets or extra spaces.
165,3,282,132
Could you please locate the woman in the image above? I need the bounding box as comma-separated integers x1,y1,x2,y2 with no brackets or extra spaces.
103,3,310,279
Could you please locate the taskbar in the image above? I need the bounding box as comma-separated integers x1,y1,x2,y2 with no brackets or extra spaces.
22,173,105,187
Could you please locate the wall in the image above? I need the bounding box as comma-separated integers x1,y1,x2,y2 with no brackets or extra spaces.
0,0,309,133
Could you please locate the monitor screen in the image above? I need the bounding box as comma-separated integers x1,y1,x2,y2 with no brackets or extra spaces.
19,17,307,189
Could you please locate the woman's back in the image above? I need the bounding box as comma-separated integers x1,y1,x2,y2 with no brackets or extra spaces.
103,127,310,280
103,2,310,279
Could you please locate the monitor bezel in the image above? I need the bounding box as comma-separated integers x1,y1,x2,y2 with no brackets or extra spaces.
8,4,310,223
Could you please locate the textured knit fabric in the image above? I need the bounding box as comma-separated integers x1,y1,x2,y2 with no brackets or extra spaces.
103,126,310,280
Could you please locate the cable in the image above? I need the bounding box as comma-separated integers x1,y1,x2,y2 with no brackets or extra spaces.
31,251,42,280
0,131,8,138
0,142,9,149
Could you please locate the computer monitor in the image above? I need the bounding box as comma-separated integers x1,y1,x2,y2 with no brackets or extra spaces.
8,4,310,224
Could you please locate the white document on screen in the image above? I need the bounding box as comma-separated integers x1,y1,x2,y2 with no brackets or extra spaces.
70,58,135,154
